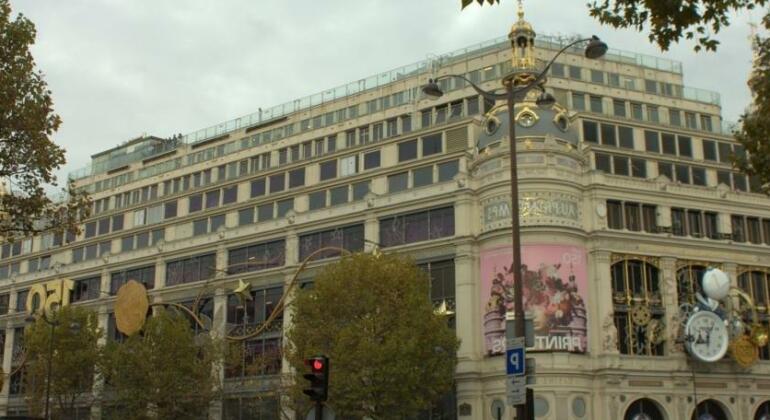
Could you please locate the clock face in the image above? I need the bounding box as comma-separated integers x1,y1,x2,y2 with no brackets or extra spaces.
685,310,729,363
518,112,536,128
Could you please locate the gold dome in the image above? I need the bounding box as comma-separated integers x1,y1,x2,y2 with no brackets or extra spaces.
509,1,534,36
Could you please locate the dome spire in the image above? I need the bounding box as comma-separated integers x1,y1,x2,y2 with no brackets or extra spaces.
508,0,537,74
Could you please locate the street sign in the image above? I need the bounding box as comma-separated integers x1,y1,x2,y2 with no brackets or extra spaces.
506,376,526,405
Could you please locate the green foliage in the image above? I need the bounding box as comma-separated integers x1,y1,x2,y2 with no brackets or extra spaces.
23,306,102,418
286,253,459,419
99,309,223,420
735,13,770,193
0,0,90,241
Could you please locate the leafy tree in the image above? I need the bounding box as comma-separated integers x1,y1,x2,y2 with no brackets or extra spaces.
463,0,770,193
99,309,222,420
0,0,90,241
286,253,459,419
23,306,102,419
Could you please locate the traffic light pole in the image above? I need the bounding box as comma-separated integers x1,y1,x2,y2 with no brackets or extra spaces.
315,401,323,420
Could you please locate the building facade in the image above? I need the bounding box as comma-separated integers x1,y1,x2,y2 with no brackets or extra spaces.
0,11,769,420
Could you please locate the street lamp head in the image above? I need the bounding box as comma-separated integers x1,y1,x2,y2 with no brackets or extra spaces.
584,35,608,59
421,79,444,99
535,92,556,107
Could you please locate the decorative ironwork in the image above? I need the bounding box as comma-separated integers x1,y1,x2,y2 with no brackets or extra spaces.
611,257,665,356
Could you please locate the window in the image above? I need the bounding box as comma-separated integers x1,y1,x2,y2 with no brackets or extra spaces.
288,168,305,188
703,140,717,161
583,121,598,143
595,153,611,172
309,191,326,210
438,160,459,182
677,136,692,157
734,174,748,191
269,173,285,193
613,156,629,176
591,69,604,83
276,199,293,217
388,172,408,193
97,218,110,235
631,158,646,178
164,201,177,219
589,96,603,113
364,150,380,170
675,164,690,184
251,178,266,197
677,264,708,307
326,135,336,153
551,63,565,77
401,114,412,133
571,93,585,111
718,142,732,163
692,167,706,186
205,190,220,209
257,203,274,221
647,105,659,123
748,217,762,244
380,207,454,247
613,100,626,117
645,80,657,93
466,97,479,116
373,123,383,141
764,219,770,245
320,160,337,181
340,155,357,177
413,166,434,188
668,109,681,126
0,294,8,315
110,265,155,294
399,139,418,162
661,133,676,155
671,208,686,236
642,205,657,233
238,208,254,226
193,218,208,236
352,181,370,201
189,194,202,213
738,271,770,359
685,112,697,129
166,253,216,287
421,109,432,128
600,124,616,146
85,222,96,238
631,103,643,120
618,126,634,149
71,276,101,303
700,115,713,132
568,66,582,80
228,240,285,274
644,130,660,153
146,205,163,224
611,258,664,356
329,186,348,206
298,224,364,261
422,134,442,156
732,215,746,242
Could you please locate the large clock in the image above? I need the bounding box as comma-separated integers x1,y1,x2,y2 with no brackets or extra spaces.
684,309,729,363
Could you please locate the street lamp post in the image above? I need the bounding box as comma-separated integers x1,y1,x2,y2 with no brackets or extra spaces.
25,311,81,420
422,30,606,419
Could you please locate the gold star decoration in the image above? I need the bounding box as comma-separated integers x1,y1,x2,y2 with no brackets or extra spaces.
233,279,252,305
434,300,455,317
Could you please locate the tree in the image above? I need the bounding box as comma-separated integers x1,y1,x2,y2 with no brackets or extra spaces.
99,309,222,420
0,0,90,241
23,306,102,419
286,253,459,419
463,0,770,193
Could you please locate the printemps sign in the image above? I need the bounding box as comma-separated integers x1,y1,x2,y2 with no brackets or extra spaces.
26,279,74,314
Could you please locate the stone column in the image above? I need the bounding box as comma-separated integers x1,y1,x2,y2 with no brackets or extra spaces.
590,250,617,355
659,257,679,355
0,326,14,416
154,256,165,290
209,287,228,420
90,305,110,420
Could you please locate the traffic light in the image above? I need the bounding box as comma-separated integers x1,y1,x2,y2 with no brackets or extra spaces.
302,356,329,402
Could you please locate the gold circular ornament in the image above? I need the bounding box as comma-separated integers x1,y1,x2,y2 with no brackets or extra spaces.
731,335,758,368
645,318,666,345
115,280,149,336
630,304,652,326
750,323,769,347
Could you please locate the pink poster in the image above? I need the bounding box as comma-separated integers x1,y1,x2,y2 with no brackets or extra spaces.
481,245,588,355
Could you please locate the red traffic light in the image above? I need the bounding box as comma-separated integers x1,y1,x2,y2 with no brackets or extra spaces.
312,359,324,371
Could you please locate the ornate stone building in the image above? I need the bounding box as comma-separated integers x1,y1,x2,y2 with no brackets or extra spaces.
0,10,768,420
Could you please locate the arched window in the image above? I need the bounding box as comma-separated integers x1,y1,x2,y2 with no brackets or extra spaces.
756,401,770,420
676,264,708,306
692,399,728,420
625,398,665,420
738,269,770,360
611,256,664,356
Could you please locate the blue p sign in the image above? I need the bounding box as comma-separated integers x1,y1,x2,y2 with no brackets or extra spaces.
506,348,525,375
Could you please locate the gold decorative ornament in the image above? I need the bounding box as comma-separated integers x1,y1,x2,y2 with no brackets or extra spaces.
750,323,769,347
731,335,759,368
645,318,666,345
233,279,253,305
114,280,150,336
630,304,652,326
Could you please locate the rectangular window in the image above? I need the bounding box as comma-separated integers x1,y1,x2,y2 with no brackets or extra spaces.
398,139,418,162
645,79,658,93
583,121,598,143
276,199,293,217
644,131,660,153
421,109,432,128
413,166,434,188
700,115,713,132
718,142,732,163
466,97,479,116
590,96,603,113
352,181,370,201
372,123,383,142
571,93,585,111
675,164,691,184
228,240,285,274
422,134,442,157
380,207,454,247
568,66,582,80
669,109,681,126
257,203,274,221
97,218,110,236
672,208,686,236
205,190,220,209
193,218,208,236
329,186,348,206
346,130,356,148
136,231,150,249
613,156,629,176
238,208,254,226
734,174,747,191
705,212,719,239
71,276,101,303
631,103,643,120
732,215,746,242
298,224,365,261
269,173,285,193
309,191,326,210
600,124,616,146
551,63,565,77
591,69,604,83
319,160,337,181
607,200,623,229
222,186,238,205
631,158,646,178
618,126,634,149
84,222,96,238
438,160,459,182
685,112,697,129
647,105,659,123
111,265,155,294
624,203,641,231
642,205,657,233
164,201,177,219
595,153,611,173
687,210,703,237
717,170,732,187
692,167,707,186
703,140,717,161
166,253,216,287
189,194,202,213
210,214,225,232
678,136,692,157
388,172,409,193
661,133,677,155
613,100,626,117
288,168,305,188
327,135,336,153
658,162,673,180
251,178,266,197
340,155,357,177
364,150,381,170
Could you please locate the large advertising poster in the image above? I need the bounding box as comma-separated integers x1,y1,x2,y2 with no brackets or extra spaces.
482,245,588,355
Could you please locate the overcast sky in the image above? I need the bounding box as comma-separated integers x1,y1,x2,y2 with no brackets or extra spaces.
10,0,762,186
